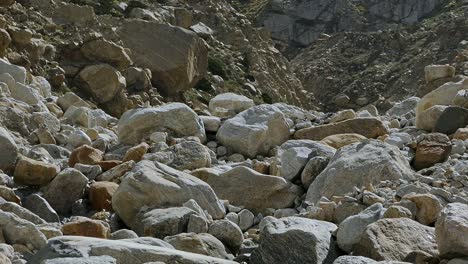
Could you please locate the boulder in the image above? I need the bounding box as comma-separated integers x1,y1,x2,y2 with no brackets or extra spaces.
435,203,468,258
69,145,103,167
62,217,109,239
52,2,97,25
89,181,119,212
192,166,302,212
57,92,92,112
13,156,60,186
208,220,244,253
416,79,468,130
117,103,206,145
425,64,456,83
32,236,237,263
337,203,385,253
209,93,254,117
23,194,60,223
404,193,443,225
295,118,388,141
386,97,420,117
134,207,196,238
199,116,221,132
122,143,149,163
217,105,290,158
43,169,88,215
118,20,208,95
112,161,225,229
78,64,126,104
81,38,133,70
354,218,438,261
0,59,26,84
433,106,468,135
0,127,19,173
250,216,338,264
413,133,451,170
152,141,211,170
164,233,231,260
0,209,47,250
306,140,414,204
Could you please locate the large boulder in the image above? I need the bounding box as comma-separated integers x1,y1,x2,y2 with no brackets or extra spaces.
81,38,133,70
250,216,339,264
32,236,237,264
294,118,388,141
117,103,206,144
164,233,232,260
118,20,208,95
134,207,196,238
148,141,211,170
435,203,468,258
306,140,414,204
0,209,47,251
208,93,254,117
78,64,126,104
354,218,438,261
112,161,225,229
13,156,60,186
433,106,468,135
0,59,26,84
413,133,451,170
416,78,468,130
216,105,290,158
192,166,302,212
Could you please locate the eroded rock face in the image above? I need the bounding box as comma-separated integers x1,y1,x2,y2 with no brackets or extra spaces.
112,161,225,229
118,20,208,95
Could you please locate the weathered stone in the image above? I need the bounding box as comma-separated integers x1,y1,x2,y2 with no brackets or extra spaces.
53,2,97,25
112,161,225,229
118,103,206,144
433,106,468,135
217,105,290,158
0,127,19,174
435,203,468,258
192,166,302,212
81,39,133,70
404,193,442,225
164,233,231,260
295,118,388,141
122,143,149,163
57,92,91,112
306,140,413,204
43,169,88,215
69,145,103,167
14,156,59,186
118,20,208,95
62,217,109,238
89,181,119,212
209,219,244,253
250,216,338,264
425,64,456,83
209,93,254,117
321,133,367,149
134,207,196,238
355,218,438,261
413,133,451,170
0,209,47,250
78,64,126,104
32,236,237,263
23,194,60,223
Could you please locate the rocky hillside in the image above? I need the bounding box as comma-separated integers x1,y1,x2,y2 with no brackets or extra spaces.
0,0,468,264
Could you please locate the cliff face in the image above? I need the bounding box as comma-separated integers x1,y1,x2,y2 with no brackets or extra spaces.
254,0,447,49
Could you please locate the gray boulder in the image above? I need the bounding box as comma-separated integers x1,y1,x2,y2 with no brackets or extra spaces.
134,207,196,238
435,203,468,258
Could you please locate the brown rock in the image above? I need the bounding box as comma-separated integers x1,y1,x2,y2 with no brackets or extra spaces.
0,185,21,204
321,133,366,148
404,193,443,226
122,143,149,163
453,128,468,141
14,156,60,186
413,133,451,170
89,181,119,211
69,145,103,167
97,160,122,171
0,28,10,57
295,118,388,141
62,217,109,238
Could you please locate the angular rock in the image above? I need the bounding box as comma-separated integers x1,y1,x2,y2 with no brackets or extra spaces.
435,203,468,258
134,207,196,238
78,64,126,104
62,217,109,238
192,166,302,212
112,161,225,229
0,209,47,250
43,169,88,215
337,203,385,253
69,145,103,167
354,218,438,261
306,140,414,203
413,133,451,170
0,127,18,174
250,216,338,264
89,181,119,212
117,103,206,145
217,105,290,158
425,64,456,83
118,20,208,95
208,219,243,253
122,143,149,163
0,59,26,84
23,194,60,223
433,106,468,135
13,156,60,186
295,118,388,141
209,93,254,116
321,133,367,149
404,193,443,225
81,38,133,70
